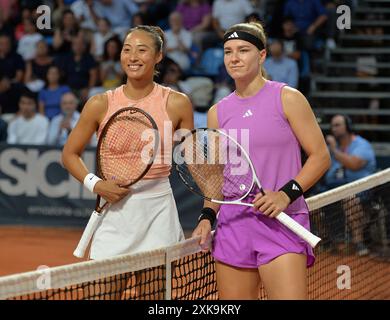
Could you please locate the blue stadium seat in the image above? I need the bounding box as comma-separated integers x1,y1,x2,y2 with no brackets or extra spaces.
199,47,224,77
188,43,200,68
191,48,223,77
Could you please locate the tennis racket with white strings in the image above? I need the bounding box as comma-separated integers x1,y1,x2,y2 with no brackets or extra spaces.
73,106,159,258
173,128,321,248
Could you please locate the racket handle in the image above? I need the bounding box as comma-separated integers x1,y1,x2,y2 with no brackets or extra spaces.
73,211,102,258
276,212,321,248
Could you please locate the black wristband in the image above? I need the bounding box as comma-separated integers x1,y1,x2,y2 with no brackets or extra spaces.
279,179,304,204
197,207,217,226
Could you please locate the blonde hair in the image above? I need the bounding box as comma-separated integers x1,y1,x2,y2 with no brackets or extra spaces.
224,22,268,78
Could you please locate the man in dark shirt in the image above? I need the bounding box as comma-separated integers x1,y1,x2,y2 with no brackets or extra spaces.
0,73,27,114
0,12,15,42
0,106,7,142
284,0,328,50
54,36,98,103
0,34,25,83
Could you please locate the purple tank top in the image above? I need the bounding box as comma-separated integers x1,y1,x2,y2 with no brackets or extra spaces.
216,80,309,215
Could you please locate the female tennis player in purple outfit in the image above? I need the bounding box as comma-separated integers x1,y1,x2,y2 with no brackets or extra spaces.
192,22,331,299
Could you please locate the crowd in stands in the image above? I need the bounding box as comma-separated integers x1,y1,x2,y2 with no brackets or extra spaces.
0,0,350,148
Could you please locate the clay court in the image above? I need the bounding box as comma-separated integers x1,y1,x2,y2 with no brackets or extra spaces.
0,226,87,276
0,226,192,276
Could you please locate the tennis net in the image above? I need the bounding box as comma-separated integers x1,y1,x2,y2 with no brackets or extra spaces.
0,169,389,300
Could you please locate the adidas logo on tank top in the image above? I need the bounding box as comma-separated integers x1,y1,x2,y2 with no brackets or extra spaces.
242,109,253,118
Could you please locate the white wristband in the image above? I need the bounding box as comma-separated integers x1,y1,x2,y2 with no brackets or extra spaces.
83,173,102,193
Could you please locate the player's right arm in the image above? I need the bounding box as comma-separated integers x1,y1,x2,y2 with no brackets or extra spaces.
62,94,106,183
62,94,130,203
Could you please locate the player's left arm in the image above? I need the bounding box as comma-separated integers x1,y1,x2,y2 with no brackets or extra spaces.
282,86,331,192
252,87,331,216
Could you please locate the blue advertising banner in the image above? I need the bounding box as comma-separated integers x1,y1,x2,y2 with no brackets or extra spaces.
0,144,202,229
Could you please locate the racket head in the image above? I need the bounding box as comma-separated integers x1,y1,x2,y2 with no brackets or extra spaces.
96,106,159,187
174,128,256,203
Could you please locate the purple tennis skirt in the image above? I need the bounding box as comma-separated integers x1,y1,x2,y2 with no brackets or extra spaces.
212,204,315,268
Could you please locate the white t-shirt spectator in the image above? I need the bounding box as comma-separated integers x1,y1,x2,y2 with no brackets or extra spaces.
165,29,192,72
212,0,253,30
17,33,44,61
47,111,98,146
92,31,114,59
7,114,49,145
194,110,207,128
94,0,139,37
47,111,80,146
71,0,97,31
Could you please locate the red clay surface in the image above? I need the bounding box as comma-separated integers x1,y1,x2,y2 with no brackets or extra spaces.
0,226,194,277
0,226,87,276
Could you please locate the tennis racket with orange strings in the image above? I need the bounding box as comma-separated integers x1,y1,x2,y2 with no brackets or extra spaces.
73,107,159,258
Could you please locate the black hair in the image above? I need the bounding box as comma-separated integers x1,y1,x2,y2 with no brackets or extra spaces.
125,25,165,53
60,9,79,32
98,17,111,27
245,13,263,24
282,16,295,24
20,88,37,104
103,36,122,61
0,72,9,81
62,9,75,17
44,65,65,88
343,115,353,133
0,33,11,39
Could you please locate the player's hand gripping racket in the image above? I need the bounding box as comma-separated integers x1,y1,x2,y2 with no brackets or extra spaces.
173,128,321,248
73,107,159,258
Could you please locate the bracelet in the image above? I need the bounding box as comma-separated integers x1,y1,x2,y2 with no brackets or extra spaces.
197,207,217,226
278,179,304,204
83,173,102,193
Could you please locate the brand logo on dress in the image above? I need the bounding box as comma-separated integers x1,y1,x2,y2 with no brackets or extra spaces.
228,32,239,39
242,109,253,118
